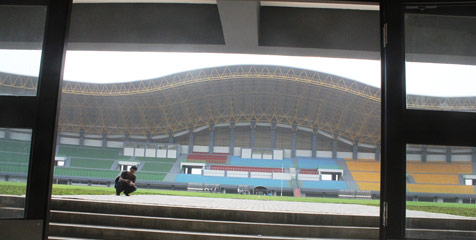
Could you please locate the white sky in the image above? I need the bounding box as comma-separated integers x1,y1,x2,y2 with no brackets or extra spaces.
1,49,475,97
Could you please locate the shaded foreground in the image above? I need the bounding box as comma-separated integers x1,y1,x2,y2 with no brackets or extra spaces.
1,182,476,217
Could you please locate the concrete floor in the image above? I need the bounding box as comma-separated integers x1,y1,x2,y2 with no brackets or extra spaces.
53,194,476,220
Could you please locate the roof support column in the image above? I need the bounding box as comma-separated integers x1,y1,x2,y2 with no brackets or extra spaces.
472,148,476,163
271,120,277,149
352,139,359,160
291,123,297,158
146,132,151,145
124,131,129,144
446,146,452,163
312,127,318,158
229,120,235,155
55,130,61,156
376,142,381,162
209,123,215,154
102,130,107,148
250,119,256,149
421,145,427,163
168,131,174,144
79,129,85,146
4,128,10,140
332,132,338,160
188,126,194,154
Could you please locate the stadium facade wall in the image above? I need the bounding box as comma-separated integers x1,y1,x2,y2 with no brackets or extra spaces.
213,146,229,154
427,154,446,162
452,155,472,162
337,152,353,159
106,141,124,148
407,154,421,161
296,150,312,157
83,139,102,147
317,151,332,158
358,152,376,160
9,132,31,141
60,137,80,145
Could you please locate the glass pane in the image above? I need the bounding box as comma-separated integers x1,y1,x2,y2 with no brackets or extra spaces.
53,2,381,239
0,128,32,219
405,6,476,112
0,5,47,96
406,144,476,239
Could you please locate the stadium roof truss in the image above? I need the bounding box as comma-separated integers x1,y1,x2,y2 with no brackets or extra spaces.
1,65,475,145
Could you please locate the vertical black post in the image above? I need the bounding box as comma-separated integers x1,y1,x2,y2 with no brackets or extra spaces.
380,0,406,239
24,0,72,239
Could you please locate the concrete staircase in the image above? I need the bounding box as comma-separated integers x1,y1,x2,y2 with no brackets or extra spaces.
47,197,381,239
163,154,187,182
2,195,476,239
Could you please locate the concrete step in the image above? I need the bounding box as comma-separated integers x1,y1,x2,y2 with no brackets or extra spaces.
406,228,476,240
49,237,100,240
50,210,378,239
50,198,379,228
50,223,357,240
0,207,24,218
0,194,24,208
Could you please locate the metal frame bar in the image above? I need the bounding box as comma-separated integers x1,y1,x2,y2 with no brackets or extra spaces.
0,0,72,239
0,0,48,5
379,1,406,239
380,0,476,239
1,0,475,239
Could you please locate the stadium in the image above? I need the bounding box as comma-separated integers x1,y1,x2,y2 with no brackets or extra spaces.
1,64,475,203
2,1,476,239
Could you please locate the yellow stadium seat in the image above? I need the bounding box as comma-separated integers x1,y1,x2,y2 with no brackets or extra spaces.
412,174,459,185
407,163,472,174
351,172,380,182
407,184,475,195
345,161,380,172
357,182,380,191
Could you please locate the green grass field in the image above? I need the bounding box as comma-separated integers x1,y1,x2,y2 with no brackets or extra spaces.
1,181,476,217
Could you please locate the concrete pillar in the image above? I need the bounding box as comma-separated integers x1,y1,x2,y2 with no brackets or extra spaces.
229,121,235,155
421,146,428,162
188,126,194,154
250,119,256,149
375,142,381,162
79,129,85,146
421,145,427,162
146,132,152,145
352,139,359,160
446,146,452,163
311,127,318,158
332,132,338,160
55,130,61,156
168,131,175,144
271,120,277,149
4,128,10,140
124,131,130,144
209,123,215,154
472,147,476,163
291,123,297,158
102,131,108,148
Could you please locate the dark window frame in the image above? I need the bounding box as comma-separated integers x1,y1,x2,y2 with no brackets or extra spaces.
1,0,476,239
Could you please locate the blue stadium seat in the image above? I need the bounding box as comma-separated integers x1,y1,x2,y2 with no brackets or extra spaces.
230,157,293,168
300,180,347,190
174,174,290,188
297,158,341,169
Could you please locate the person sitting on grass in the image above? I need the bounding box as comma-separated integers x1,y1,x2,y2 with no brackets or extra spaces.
115,166,137,196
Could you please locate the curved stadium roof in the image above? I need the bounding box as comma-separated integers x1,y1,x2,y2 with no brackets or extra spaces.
1,65,475,145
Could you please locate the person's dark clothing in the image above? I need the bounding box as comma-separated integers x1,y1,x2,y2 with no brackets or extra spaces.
115,171,137,196
120,171,136,183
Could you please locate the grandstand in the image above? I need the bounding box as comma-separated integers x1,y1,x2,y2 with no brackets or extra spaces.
1,66,475,202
